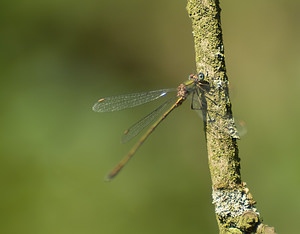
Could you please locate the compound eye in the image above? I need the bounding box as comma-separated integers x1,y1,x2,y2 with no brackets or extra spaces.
198,73,205,80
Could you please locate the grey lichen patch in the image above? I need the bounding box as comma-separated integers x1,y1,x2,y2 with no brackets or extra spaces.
212,189,259,218
213,190,260,232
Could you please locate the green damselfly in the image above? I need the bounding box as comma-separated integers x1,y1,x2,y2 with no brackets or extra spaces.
93,73,211,180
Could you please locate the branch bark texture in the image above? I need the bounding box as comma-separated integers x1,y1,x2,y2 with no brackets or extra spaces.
186,0,276,233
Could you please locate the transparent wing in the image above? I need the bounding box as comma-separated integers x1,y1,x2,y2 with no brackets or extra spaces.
194,107,241,139
92,89,176,112
188,87,241,139
121,96,178,143
190,89,207,110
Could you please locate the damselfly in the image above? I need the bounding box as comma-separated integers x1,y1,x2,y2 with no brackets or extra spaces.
93,73,210,180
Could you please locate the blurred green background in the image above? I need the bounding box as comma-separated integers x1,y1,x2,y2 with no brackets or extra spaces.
1,0,299,233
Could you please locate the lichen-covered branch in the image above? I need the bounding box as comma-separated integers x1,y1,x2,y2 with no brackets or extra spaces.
186,0,276,233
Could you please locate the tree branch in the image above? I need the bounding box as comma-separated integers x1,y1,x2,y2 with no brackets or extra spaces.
186,0,276,233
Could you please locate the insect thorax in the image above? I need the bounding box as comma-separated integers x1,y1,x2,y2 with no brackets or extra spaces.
177,84,188,99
